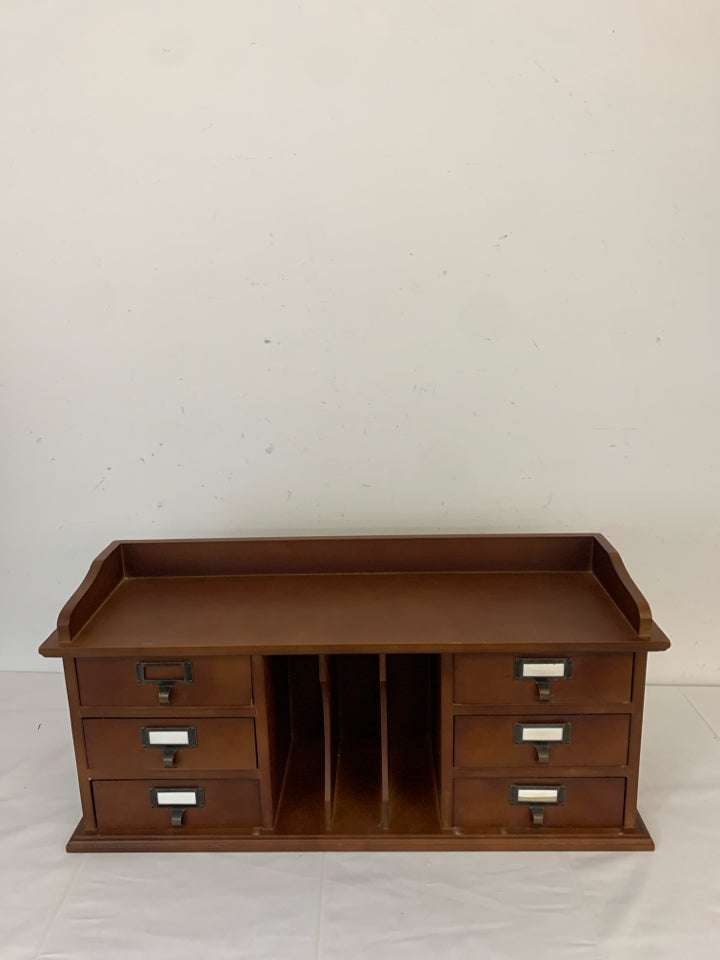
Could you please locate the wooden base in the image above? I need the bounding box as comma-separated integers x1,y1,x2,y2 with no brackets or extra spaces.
67,814,655,853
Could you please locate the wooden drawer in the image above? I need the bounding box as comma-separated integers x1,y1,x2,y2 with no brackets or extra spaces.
454,777,626,829
84,718,257,772
92,778,262,833
454,714,630,768
76,656,253,707
453,653,633,705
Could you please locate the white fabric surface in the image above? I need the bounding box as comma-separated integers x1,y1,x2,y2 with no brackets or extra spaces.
1,673,718,960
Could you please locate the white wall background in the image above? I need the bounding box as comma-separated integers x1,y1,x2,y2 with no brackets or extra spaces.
2,1,718,680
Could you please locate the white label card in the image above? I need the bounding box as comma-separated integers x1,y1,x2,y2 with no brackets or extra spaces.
154,791,199,806
521,726,566,742
521,661,566,678
147,730,191,746
516,788,560,803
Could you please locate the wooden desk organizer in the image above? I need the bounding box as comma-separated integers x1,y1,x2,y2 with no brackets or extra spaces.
40,534,670,852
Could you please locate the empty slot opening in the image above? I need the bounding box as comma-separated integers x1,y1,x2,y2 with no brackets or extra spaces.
272,653,441,836
330,655,383,832
273,656,326,835
386,654,441,832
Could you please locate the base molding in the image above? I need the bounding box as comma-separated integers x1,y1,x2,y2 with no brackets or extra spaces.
67,814,655,853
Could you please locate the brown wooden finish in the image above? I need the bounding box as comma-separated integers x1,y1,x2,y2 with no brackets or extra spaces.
117,534,597,578
592,535,652,637
83,718,257,772
318,654,336,830
76,656,253,707
92,779,262,834
40,534,670,659
453,777,626,829
453,653,633,706
379,654,390,829
66,815,655,852
385,736,441,834
62,658,96,832
429,654,444,825
258,655,291,825
42,571,664,657
454,714,631,769
330,737,383,835
385,654,441,832
39,534,669,853
57,541,124,644
248,656,275,829
439,654,455,829
329,655,383,834
623,652,648,828
272,738,325,836
77,705,257,720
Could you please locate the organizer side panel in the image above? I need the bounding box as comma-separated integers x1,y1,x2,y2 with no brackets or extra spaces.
63,657,96,834
623,653,648,828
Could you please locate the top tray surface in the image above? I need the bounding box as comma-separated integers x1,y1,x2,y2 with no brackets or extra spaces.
39,535,670,656
66,570,641,654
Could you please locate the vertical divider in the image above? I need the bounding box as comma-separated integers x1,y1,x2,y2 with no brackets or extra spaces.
379,654,390,829
251,655,276,830
439,654,455,830
318,655,335,830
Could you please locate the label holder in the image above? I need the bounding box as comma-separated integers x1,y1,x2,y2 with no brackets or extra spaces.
150,786,205,828
510,783,566,826
141,726,198,767
513,722,572,764
513,658,573,701
136,661,194,704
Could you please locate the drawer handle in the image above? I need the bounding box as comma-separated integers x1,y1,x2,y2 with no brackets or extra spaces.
141,727,198,768
150,786,205,828
510,784,566,826
513,658,573,701
513,723,572,764
136,661,194,704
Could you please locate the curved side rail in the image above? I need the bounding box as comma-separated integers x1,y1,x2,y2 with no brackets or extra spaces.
592,535,652,638
57,542,125,644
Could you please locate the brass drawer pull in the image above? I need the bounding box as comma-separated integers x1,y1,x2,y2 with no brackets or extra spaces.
150,786,205,827
136,661,194,704
510,784,566,826
141,726,198,767
514,722,572,764
514,658,573,701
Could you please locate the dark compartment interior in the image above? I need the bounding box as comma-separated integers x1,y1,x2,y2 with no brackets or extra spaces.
272,653,440,835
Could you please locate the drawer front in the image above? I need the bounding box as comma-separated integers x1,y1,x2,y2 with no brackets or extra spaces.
93,778,262,833
454,777,625,829
453,653,633,705
76,656,253,707
84,718,257,772
454,714,630,768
